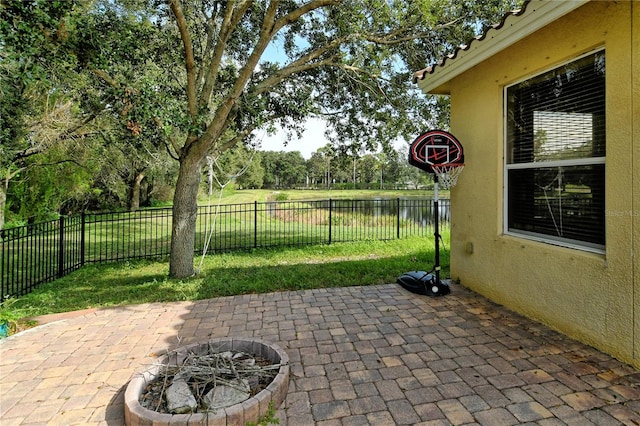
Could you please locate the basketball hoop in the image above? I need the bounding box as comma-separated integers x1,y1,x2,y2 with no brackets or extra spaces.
399,130,465,297
431,163,465,190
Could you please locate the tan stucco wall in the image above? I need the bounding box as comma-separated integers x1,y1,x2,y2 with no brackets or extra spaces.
444,1,639,368
632,0,640,363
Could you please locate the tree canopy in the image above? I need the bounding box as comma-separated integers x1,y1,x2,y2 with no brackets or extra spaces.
1,0,521,276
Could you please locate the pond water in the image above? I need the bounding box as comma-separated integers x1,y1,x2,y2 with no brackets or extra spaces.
308,198,451,226
268,197,451,226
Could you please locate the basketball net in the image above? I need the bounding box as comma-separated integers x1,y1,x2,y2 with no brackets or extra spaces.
431,163,464,190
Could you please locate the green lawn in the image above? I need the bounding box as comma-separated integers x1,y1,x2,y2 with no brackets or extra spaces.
1,188,450,334
0,234,449,323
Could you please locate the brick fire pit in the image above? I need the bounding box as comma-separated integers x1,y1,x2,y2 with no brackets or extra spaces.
124,337,289,425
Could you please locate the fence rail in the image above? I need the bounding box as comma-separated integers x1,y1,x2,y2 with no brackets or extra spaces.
1,197,450,299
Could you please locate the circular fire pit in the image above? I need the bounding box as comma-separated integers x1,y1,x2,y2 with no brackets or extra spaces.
124,337,289,425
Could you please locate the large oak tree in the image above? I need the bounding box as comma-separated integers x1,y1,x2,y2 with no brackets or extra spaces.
2,0,519,276
159,0,518,277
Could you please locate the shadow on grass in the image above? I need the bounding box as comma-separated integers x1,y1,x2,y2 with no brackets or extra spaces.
193,252,441,299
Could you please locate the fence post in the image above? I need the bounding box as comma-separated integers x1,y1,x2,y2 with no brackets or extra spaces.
254,201,258,248
58,216,65,278
80,212,86,267
328,199,332,244
397,198,400,239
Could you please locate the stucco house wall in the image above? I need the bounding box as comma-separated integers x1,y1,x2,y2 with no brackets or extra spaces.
419,1,638,367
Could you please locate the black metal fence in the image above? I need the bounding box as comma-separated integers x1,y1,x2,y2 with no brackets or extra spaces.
1,197,450,300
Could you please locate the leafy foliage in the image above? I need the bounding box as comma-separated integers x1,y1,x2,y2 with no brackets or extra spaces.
261,151,307,188
1,0,522,275
0,0,79,151
0,0,183,222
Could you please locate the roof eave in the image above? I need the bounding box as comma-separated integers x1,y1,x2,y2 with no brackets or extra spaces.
415,0,589,95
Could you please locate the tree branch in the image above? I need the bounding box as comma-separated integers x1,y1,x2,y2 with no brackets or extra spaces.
272,0,339,34
194,0,278,156
3,166,24,187
153,117,181,160
170,0,198,119
199,0,252,107
54,112,100,142
253,34,347,95
195,1,220,88
89,67,121,89
210,100,296,155
32,159,86,169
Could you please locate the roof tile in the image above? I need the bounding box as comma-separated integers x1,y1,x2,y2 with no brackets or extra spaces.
413,1,531,83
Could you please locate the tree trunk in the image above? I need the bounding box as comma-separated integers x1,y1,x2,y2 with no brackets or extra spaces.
128,171,145,211
169,155,203,278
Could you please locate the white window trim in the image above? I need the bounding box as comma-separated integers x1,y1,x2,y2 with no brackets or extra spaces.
506,157,605,170
502,49,606,255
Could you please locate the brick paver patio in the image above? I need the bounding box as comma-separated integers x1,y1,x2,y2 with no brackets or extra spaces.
1,283,639,425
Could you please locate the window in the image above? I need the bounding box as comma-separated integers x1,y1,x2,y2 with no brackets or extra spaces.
505,50,605,251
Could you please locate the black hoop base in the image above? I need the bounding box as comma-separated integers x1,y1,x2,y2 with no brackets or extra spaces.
397,271,451,297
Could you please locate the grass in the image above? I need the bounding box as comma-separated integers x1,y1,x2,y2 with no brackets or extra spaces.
3,191,439,299
1,188,449,335
0,234,449,324
199,187,446,204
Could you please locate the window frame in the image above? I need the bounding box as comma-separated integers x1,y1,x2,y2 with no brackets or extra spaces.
503,48,606,254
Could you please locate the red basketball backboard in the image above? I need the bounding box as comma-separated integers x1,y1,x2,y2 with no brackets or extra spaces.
409,130,464,173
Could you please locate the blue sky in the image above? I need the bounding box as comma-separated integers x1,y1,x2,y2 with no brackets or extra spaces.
257,118,328,159
256,40,328,158
256,34,409,158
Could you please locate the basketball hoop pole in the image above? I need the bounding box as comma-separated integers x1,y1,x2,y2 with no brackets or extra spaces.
433,175,442,286
398,129,462,297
